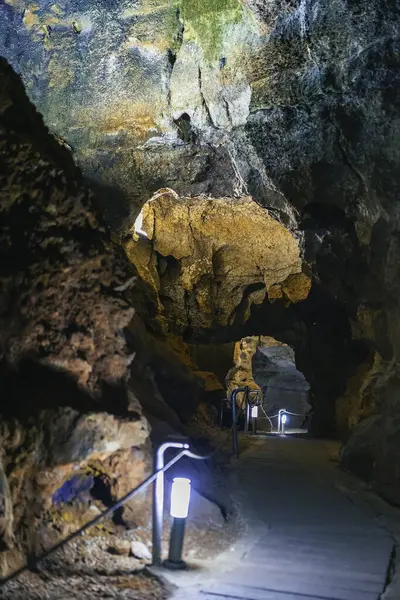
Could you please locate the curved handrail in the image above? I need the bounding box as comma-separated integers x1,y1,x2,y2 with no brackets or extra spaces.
266,411,305,419
1,446,211,587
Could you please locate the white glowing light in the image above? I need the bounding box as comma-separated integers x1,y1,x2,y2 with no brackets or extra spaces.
251,406,258,418
281,413,287,424
134,211,148,237
170,478,191,519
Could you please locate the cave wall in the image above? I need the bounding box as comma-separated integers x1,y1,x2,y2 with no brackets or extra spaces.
1,0,400,501
253,343,311,420
3,0,399,235
0,58,151,574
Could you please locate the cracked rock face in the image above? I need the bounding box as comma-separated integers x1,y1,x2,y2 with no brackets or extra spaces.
0,0,264,229
226,335,311,419
2,0,400,505
0,56,137,393
124,191,310,336
0,57,150,572
1,0,399,234
253,342,311,418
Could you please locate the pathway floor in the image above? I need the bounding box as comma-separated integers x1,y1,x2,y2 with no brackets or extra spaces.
163,436,394,600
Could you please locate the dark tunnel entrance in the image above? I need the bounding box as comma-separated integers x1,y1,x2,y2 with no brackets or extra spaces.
182,283,370,438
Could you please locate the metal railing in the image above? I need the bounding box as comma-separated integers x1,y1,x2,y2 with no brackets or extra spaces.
224,386,261,455
1,385,277,586
260,409,308,434
0,440,211,586
220,390,309,444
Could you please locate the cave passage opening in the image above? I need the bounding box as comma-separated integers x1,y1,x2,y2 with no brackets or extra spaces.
222,335,312,433
125,190,371,439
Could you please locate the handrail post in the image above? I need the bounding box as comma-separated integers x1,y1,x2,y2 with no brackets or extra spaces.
244,387,250,433
231,386,248,457
219,399,224,429
232,393,238,456
152,440,189,566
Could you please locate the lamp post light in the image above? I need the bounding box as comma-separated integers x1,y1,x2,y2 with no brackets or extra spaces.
163,477,191,570
251,405,258,434
245,389,259,434
152,440,189,566
281,412,288,434
278,408,288,434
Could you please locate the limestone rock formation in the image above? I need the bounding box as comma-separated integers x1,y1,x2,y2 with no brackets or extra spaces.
226,336,263,405
226,335,311,423
0,404,149,563
1,0,400,506
0,56,136,393
0,58,150,573
253,342,311,418
125,191,310,336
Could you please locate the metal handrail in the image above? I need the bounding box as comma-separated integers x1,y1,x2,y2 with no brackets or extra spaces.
230,387,248,456
1,444,210,586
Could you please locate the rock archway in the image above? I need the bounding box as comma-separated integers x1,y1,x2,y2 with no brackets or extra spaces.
224,335,311,428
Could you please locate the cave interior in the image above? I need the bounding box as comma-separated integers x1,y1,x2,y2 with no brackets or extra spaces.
1,0,400,595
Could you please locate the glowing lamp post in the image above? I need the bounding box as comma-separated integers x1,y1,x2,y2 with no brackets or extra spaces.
281,412,287,433
278,408,288,434
251,405,258,434
164,477,191,569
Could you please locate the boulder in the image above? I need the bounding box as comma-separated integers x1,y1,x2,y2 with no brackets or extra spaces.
130,540,152,562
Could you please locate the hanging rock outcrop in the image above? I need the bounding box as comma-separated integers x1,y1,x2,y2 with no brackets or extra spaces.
124,191,311,337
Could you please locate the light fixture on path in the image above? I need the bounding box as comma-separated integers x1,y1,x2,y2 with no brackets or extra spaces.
164,477,192,569
281,411,288,434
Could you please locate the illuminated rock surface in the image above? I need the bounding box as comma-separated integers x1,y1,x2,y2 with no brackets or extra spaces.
1,0,400,584
124,191,310,336
0,57,150,574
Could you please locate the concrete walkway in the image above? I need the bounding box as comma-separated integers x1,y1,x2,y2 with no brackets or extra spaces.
168,436,394,600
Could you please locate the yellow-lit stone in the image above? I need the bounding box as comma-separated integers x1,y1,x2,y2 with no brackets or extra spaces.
124,190,310,334
226,335,287,405
281,272,312,303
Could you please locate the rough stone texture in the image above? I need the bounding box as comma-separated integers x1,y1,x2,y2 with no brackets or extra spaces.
0,57,151,574
0,57,136,393
0,404,150,569
340,359,400,505
226,335,311,421
226,336,263,406
2,0,400,504
335,352,379,438
126,313,222,424
253,342,311,418
125,191,310,337
0,0,265,230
